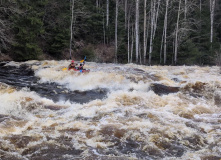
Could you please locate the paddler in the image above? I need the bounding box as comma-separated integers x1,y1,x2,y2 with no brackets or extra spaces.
78,61,85,70
68,60,77,70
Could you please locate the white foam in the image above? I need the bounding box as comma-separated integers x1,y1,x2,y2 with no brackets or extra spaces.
1,61,221,158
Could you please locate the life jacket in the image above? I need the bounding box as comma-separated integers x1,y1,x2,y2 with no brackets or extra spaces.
78,66,82,70
69,64,75,69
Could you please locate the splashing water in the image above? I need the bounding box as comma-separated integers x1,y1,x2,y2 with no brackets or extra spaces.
0,60,221,160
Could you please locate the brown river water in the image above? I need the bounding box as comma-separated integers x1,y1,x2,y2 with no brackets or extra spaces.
0,60,221,160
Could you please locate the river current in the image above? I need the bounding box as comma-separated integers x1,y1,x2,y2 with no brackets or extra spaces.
0,60,220,160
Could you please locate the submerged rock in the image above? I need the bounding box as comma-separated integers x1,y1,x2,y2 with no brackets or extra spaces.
44,105,67,110
0,64,108,103
182,81,220,102
201,156,221,160
150,83,179,95
22,143,83,159
183,81,207,93
0,114,10,123
214,92,221,107
0,62,9,66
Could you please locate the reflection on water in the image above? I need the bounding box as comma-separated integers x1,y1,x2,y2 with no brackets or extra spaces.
0,61,221,160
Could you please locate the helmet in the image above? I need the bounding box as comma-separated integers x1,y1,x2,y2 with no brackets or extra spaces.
71,60,74,63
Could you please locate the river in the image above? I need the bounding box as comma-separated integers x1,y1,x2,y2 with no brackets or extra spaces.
0,60,221,160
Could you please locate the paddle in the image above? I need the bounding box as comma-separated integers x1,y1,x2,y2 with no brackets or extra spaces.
80,56,86,63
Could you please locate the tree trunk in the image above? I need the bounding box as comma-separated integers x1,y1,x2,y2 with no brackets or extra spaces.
146,12,151,63
125,0,128,29
106,0,109,27
115,0,119,63
135,0,140,63
69,0,74,59
143,0,147,64
128,8,131,63
131,25,134,63
139,43,142,64
149,0,161,65
96,0,99,8
160,26,164,64
149,0,156,65
210,0,216,43
103,12,106,45
199,0,201,13
184,0,187,20
163,0,169,65
153,0,161,38
174,0,181,65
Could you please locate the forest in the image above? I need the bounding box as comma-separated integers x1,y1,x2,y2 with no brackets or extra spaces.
0,0,221,65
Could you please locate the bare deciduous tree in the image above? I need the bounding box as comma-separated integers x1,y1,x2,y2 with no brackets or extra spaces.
106,0,109,27
127,4,131,63
174,0,181,65
115,0,119,63
135,0,139,63
69,0,75,59
131,24,134,63
149,0,161,65
163,0,169,64
210,0,216,43
143,0,147,64
125,0,128,29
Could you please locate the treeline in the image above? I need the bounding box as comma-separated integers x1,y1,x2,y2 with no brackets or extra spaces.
0,0,221,65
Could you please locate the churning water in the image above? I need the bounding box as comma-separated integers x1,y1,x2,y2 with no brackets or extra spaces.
0,60,221,160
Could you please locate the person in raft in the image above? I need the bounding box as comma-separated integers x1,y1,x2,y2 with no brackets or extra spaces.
68,60,77,70
78,61,85,70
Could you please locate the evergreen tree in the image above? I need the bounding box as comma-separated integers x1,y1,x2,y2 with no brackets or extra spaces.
43,0,70,58
12,0,47,61
0,0,220,64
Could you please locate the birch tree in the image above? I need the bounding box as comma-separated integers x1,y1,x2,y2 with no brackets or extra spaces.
128,17,130,63
96,0,99,8
135,0,139,63
106,0,109,27
69,0,74,59
115,0,119,63
184,0,187,20
149,0,156,65
149,0,161,65
127,1,135,63
163,0,169,64
131,25,134,63
174,0,181,65
199,0,202,14
210,0,216,43
103,12,106,45
125,0,128,29
153,0,161,38
143,0,147,64
127,5,131,63
160,25,164,64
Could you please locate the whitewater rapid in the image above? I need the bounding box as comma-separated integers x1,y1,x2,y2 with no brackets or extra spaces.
0,60,221,160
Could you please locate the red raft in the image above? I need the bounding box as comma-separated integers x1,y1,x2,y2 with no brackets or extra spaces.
68,68,90,73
